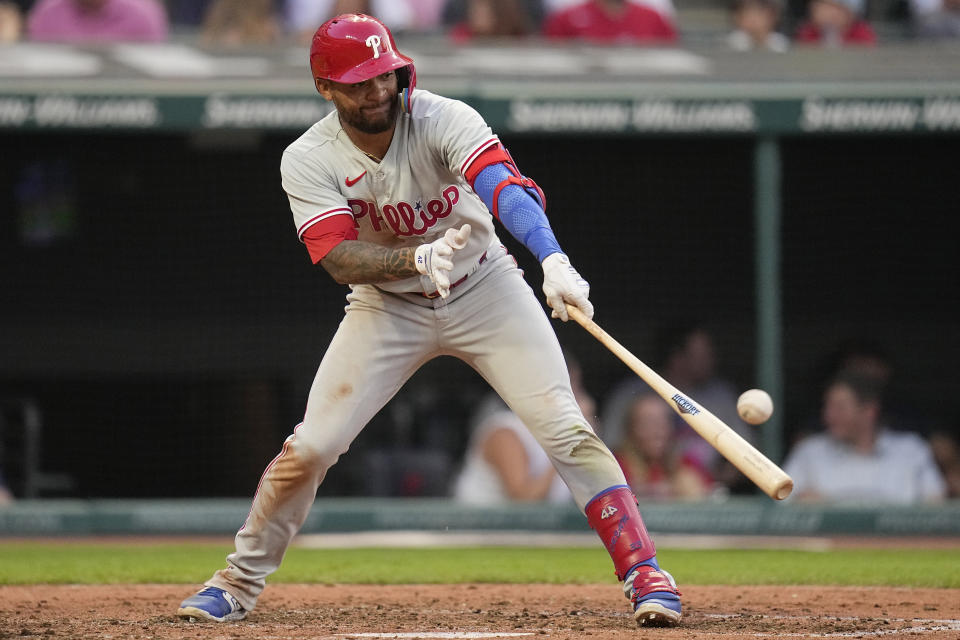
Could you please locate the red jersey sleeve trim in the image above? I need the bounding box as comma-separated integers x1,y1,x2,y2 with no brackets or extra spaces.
460,137,500,177
301,212,359,264
297,207,354,239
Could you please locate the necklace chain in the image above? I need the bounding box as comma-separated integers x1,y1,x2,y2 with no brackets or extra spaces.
339,116,385,163
345,132,382,163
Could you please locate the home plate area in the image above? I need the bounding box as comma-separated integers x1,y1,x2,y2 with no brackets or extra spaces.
0,584,958,639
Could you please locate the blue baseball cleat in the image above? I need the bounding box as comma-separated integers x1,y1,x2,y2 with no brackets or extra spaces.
177,586,247,622
623,565,682,627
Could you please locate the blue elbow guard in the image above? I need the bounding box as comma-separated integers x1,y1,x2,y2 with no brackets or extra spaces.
473,163,561,262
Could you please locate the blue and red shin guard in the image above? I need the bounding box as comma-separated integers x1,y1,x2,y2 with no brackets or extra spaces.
585,485,682,626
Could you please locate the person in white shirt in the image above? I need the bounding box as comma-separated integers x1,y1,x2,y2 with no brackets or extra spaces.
726,0,789,52
783,371,946,504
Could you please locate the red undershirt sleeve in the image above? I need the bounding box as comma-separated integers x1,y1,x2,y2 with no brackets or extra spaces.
301,213,359,264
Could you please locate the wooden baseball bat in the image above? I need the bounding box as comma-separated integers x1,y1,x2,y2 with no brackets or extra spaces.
565,304,793,500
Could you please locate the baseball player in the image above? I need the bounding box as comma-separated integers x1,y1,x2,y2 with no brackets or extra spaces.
177,13,682,628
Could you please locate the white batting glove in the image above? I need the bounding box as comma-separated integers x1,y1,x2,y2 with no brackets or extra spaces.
415,224,472,298
541,252,593,322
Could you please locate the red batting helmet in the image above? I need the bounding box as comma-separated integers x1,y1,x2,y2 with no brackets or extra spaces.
309,14,416,112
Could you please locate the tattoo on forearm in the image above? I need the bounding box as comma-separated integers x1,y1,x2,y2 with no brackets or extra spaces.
322,241,418,284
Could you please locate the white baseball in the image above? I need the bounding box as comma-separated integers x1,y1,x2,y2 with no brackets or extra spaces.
737,389,773,425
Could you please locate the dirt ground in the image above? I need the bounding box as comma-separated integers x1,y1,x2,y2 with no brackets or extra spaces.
1,583,958,639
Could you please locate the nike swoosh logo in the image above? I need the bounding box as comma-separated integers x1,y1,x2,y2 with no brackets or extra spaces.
345,171,366,187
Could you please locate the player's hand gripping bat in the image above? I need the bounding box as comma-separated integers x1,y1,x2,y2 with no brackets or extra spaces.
564,304,793,500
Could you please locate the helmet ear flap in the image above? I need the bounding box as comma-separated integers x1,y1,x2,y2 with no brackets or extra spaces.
395,65,416,113
395,66,411,91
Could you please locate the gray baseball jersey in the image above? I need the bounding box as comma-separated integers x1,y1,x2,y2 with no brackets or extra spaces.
282,90,499,295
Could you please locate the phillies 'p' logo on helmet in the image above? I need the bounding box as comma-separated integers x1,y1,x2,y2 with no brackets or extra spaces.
309,14,417,113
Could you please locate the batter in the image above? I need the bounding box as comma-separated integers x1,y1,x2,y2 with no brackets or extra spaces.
177,13,682,628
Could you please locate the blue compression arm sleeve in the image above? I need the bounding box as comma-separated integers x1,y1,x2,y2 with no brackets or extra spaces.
473,163,562,262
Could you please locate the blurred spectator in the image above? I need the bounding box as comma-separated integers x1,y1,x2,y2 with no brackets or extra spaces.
828,339,893,387
727,0,790,51
796,339,931,444
613,391,713,501
444,0,543,41
0,1,23,42
0,434,11,505
27,0,168,42
199,0,281,46
409,0,446,30
794,0,876,45
452,393,570,503
543,0,677,43
545,0,674,16
601,322,754,487
929,430,960,498
285,0,414,43
910,0,960,38
783,371,946,503
453,356,595,504
165,0,215,28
